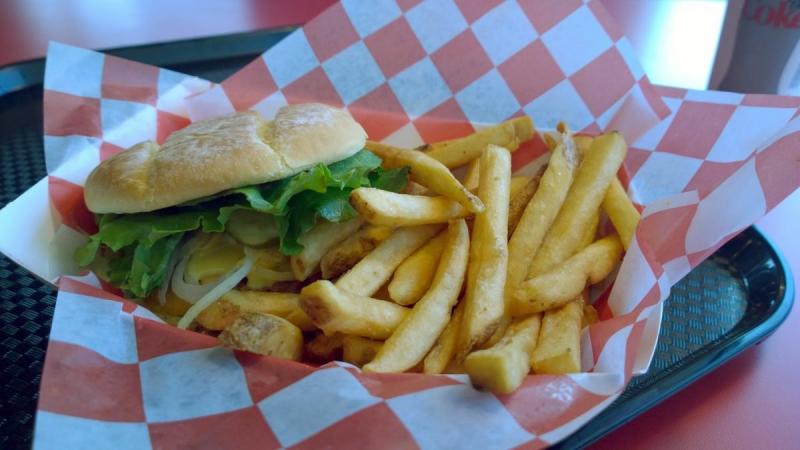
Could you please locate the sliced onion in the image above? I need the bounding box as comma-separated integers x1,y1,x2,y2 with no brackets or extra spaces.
170,234,217,303
177,248,255,330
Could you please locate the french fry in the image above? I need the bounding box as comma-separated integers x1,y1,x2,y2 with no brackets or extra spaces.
305,332,344,361
465,314,541,394
388,231,447,306
603,179,640,250
509,176,531,197
342,336,384,366
512,235,623,316
528,132,627,276
422,117,534,168
501,134,581,341
366,141,484,213
423,301,464,374
320,225,392,279
457,145,511,358
582,304,599,328
218,313,303,360
463,159,481,190
300,280,409,339
336,224,441,296
508,168,545,235
530,300,583,374
543,132,559,150
364,219,470,373
290,219,362,281
350,188,469,226
196,290,314,331
573,135,640,250
579,212,600,250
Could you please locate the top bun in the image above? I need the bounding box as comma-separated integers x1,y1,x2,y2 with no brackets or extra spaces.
84,103,367,213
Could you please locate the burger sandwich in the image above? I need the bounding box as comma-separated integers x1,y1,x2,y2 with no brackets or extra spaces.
75,103,409,329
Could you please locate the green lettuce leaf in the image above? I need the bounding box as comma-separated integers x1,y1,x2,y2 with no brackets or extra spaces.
76,149,408,298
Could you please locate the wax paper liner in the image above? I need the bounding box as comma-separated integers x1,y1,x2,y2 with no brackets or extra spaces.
0,1,796,449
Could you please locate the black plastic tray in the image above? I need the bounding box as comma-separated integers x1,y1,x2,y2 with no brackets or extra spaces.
0,31,794,450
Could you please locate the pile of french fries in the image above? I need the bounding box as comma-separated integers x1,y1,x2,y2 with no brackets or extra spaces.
202,117,640,394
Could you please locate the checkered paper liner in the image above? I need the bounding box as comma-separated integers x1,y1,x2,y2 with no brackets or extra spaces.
0,0,793,448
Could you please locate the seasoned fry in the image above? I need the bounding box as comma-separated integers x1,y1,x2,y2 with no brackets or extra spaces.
603,178,640,250
290,219,362,281
423,301,464,374
509,176,531,197
342,336,384,366
336,224,441,296
388,231,447,305
365,220,470,373
579,212,600,250
528,132,627,276
573,135,640,250
422,117,534,168
508,168,545,235
530,300,583,374
457,145,511,358
502,134,580,339
305,332,344,360
320,225,392,279
366,141,484,213
300,280,409,339
350,188,469,226
465,314,541,394
512,235,623,316
582,304,599,328
218,313,303,360
196,290,314,331
463,159,481,190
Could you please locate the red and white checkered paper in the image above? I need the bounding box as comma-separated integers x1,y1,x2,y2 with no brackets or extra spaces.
0,1,793,449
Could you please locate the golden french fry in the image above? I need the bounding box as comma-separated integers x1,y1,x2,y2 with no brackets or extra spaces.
342,336,384,366
290,219,362,281
196,290,314,331
366,141,484,213
388,231,447,306
603,178,640,250
305,332,344,360
543,132,559,151
300,280,409,339
508,168,545,236
503,134,580,336
509,176,531,197
573,135,592,154
530,300,583,374
579,212,600,250
465,314,541,394
582,304,599,328
320,225,392,279
422,117,534,168
336,224,441,296
528,132,627,276
423,301,464,374
218,313,303,360
463,159,481,191
350,188,469,226
364,220,470,373
457,145,511,358
573,135,640,251
512,235,623,316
